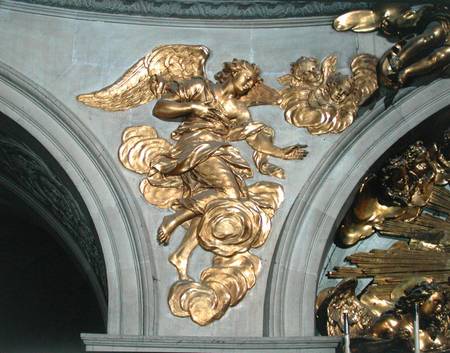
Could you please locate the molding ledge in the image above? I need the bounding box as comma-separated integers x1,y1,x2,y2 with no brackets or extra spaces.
8,0,373,19
0,0,335,28
82,334,341,352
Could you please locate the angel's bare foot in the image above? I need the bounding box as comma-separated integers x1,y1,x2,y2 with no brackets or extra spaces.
282,144,308,160
157,215,179,245
169,252,193,281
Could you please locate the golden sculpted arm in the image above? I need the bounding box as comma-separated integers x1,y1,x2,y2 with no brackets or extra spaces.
246,129,307,160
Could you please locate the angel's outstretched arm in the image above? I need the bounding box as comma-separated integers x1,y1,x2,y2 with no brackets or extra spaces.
246,126,308,160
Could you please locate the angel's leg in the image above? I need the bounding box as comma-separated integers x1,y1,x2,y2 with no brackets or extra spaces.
396,23,448,70
158,208,197,245
169,217,200,281
398,46,450,85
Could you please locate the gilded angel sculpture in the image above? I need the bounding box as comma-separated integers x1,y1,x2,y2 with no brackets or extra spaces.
334,4,450,89
77,44,307,325
278,53,378,134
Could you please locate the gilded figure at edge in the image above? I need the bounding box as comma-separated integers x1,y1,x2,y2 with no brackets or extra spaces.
334,4,450,89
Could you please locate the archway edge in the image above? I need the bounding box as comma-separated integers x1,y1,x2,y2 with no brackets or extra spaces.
0,61,158,335
266,79,450,336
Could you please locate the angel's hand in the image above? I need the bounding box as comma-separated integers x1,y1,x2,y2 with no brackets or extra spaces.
281,144,308,160
191,103,222,119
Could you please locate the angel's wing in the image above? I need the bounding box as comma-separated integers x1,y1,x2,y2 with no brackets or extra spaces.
321,55,337,82
77,44,210,111
333,10,381,32
317,279,375,336
239,82,281,107
350,54,379,105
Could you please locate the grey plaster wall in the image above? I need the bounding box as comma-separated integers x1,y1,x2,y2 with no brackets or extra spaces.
0,1,448,350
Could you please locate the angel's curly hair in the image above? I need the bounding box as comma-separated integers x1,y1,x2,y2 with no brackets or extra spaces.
214,59,262,84
393,281,449,340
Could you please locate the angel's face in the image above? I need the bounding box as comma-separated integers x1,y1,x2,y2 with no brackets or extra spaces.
231,70,257,96
292,58,321,84
327,75,353,104
379,6,410,36
420,291,445,318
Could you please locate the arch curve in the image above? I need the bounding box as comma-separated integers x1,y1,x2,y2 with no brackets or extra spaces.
265,79,450,337
0,61,158,335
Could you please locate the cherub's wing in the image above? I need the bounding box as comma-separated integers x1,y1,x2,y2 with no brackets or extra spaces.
350,54,379,105
316,279,375,336
239,82,281,107
333,10,381,32
77,44,210,111
321,55,337,82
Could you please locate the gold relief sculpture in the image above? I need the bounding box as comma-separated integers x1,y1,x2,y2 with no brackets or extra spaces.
338,139,450,248
278,53,378,134
317,278,450,352
317,133,450,352
78,44,307,325
334,4,450,89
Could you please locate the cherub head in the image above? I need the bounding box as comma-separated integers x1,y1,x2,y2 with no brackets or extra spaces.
395,281,447,320
290,56,322,85
215,59,262,96
404,141,432,177
333,4,427,36
379,141,434,207
379,4,430,36
326,73,354,104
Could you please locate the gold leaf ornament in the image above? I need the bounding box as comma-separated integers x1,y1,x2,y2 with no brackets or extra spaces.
197,199,271,256
119,125,183,209
168,252,261,326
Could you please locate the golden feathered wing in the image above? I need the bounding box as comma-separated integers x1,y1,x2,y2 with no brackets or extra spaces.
316,279,376,336
77,44,210,111
350,54,378,106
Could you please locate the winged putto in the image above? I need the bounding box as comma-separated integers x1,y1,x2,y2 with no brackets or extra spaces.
278,54,378,134
333,4,450,89
77,44,307,325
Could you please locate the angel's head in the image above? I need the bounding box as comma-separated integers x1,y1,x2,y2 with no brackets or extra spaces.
395,282,447,320
290,57,322,84
215,59,262,96
326,73,354,104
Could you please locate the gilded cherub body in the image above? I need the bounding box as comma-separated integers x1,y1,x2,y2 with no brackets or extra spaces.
278,54,378,134
334,4,450,89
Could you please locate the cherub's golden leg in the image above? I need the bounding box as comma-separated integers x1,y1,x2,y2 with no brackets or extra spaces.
399,47,450,85
158,208,197,245
169,217,200,281
396,24,447,69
